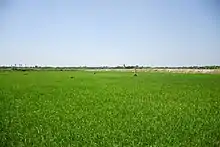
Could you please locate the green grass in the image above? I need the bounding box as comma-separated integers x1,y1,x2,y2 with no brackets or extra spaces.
0,71,220,146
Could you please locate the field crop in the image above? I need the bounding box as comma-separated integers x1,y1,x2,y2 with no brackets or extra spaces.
0,71,220,146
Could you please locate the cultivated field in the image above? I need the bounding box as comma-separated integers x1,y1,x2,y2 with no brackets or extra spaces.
0,71,220,146
85,68,220,74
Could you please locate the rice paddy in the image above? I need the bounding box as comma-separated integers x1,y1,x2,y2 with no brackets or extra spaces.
0,71,220,146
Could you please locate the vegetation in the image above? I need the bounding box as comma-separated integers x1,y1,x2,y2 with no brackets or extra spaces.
0,71,220,146
0,65,220,71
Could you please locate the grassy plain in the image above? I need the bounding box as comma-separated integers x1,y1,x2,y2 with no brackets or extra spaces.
0,71,220,146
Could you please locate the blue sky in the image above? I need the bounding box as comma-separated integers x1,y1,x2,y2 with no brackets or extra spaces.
0,0,220,67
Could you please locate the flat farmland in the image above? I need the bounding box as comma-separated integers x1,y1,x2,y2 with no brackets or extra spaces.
0,71,220,146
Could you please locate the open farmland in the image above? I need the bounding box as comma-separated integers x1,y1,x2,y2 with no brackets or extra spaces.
0,71,220,146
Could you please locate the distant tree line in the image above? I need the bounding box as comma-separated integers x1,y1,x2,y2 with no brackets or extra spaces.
0,65,219,71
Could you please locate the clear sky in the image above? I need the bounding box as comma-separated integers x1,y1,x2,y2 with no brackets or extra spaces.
0,0,220,67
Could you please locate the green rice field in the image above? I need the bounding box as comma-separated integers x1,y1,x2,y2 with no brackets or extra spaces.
0,71,220,146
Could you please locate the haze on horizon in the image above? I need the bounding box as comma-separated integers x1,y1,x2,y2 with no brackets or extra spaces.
0,0,220,67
